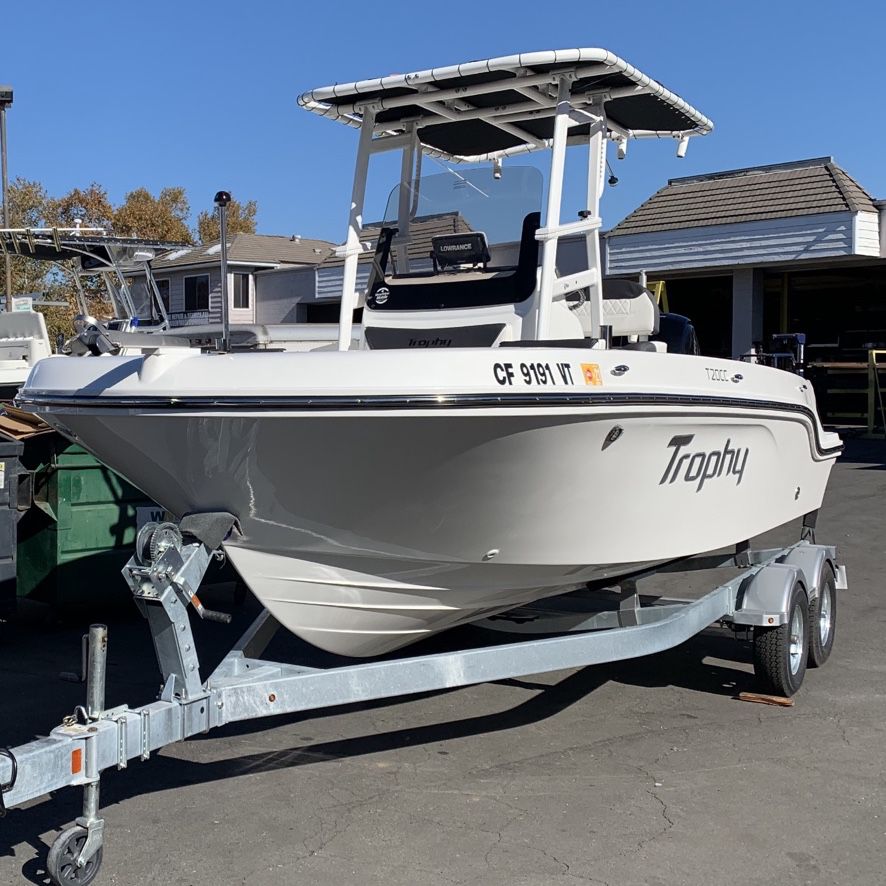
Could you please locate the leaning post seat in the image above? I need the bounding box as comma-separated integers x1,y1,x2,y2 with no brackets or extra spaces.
601,279,660,338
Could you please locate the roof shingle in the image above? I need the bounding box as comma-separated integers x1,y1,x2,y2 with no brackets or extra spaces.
152,232,334,269
607,157,878,237
320,212,474,269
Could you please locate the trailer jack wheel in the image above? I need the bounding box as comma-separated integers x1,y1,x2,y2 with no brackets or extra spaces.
46,825,103,885
753,581,809,697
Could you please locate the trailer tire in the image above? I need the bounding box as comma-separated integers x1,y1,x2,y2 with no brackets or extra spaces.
46,825,103,886
753,581,808,697
808,565,837,668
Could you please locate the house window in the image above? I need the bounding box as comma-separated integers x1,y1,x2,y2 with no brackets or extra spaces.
155,279,170,312
184,274,209,312
233,273,250,309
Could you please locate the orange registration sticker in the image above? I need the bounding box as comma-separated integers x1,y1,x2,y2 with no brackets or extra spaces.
581,363,602,386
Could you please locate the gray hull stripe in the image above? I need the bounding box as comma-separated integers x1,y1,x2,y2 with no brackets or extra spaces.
17,390,843,460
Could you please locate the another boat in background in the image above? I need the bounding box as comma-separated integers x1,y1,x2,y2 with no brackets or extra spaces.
0,310,51,400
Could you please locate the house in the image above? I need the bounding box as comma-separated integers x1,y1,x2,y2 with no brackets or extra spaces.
155,159,885,374
603,157,885,358
252,212,474,325
151,232,333,327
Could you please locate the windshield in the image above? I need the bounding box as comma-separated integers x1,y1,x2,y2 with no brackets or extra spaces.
381,165,543,275
125,277,155,320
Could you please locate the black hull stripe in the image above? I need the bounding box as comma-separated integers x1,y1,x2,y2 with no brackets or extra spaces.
17,391,843,459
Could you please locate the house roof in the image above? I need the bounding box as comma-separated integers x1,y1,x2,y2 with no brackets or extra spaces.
152,232,334,270
607,157,879,237
320,212,475,269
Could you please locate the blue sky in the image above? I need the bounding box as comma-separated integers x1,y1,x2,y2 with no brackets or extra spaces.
3,0,884,243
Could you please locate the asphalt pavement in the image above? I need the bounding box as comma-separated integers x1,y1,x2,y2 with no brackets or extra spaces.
1,437,884,886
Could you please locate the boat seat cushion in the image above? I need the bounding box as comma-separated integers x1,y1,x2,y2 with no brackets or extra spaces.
602,280,659,337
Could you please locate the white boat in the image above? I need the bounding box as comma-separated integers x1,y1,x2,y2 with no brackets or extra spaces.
0,226,359,356
18,49,841,657
0,310,52,399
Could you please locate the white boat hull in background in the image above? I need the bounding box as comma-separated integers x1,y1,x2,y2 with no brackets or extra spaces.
19,347,840,656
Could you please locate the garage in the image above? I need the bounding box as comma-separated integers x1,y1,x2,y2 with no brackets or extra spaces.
604,156,886,426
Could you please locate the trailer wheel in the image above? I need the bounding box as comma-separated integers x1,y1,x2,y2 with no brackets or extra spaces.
753,581,808,697
46,825,103,886
808,566,837,668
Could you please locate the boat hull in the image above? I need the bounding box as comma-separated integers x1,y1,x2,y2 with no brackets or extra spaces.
19,348,840,656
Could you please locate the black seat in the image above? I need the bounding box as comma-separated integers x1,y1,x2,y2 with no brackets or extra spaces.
617,341,659,352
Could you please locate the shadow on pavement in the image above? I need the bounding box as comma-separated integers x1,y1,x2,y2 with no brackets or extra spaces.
834,435,886,469
0,518,780,884
1,608,757,886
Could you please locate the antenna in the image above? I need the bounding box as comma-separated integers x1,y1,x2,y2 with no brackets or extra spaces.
214,191,232,353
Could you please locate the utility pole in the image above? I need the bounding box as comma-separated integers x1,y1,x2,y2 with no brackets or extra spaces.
0,85,12,311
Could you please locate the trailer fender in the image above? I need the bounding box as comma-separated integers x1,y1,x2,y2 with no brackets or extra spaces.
732,563,806,627
779,544,837,602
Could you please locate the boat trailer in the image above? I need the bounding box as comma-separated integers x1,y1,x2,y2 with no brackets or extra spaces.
0,513,846,885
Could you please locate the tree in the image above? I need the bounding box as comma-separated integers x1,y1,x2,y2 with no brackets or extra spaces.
114,187,192,243
196,198,257,243
0,177,85,344
2,177,49,300
7,176,47,229
40,183,118,338
44,183,115,231
1,178,259,345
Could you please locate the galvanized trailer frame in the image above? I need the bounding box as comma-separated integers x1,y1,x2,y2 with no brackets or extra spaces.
0,513,846,885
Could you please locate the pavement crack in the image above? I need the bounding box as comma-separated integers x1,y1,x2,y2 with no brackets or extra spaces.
832,713,852,747
648,785,675,829
564,873,612,886
482,828,505,868
538,846,569,875
630,766,676,852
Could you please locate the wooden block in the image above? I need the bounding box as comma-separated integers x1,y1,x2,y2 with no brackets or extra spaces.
737,691,794,707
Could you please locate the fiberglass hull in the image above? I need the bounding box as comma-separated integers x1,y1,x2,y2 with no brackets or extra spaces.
19,347,840,656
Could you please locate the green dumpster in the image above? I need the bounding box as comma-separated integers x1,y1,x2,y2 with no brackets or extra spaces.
0,435,24,619
16,432,162,609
